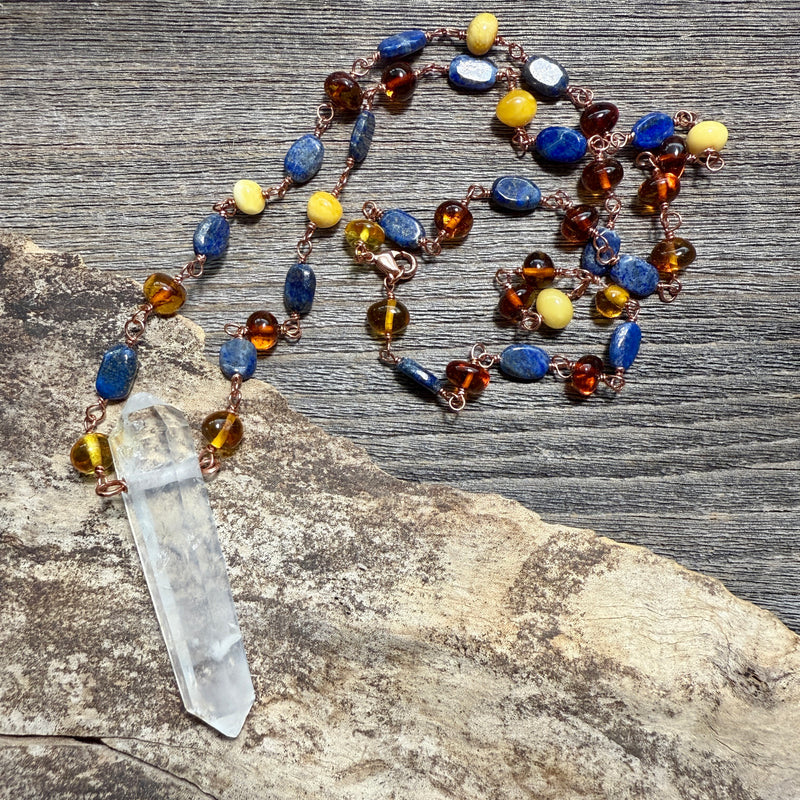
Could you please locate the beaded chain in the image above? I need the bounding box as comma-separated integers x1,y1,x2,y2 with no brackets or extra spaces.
70,15,728,493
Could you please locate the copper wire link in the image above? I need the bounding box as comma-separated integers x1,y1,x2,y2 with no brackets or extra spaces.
350,52,380,78
212,197,237,219
494,35,528,63
175,255,207,283
541,190,574,212
673,109,699,129
657,277,683,303
314,103,336,137
330,158,356,199
83,398,108,434
94,465,127,497
199,445,221,477
437,387,467,413
295,222,318,262
518,310,542,332
124,303,154,347
469,343,500,370
262,176,293,202
280,313,303,341
564,85,594,109
226,374,243,413
550,356,574,379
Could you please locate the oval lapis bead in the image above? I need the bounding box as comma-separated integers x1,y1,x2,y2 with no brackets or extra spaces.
396,357,444,394
631,112,675,150
219,338,257,380
284,262,316,315
609,321,642,369
521,55,569,98
380,209,425,250
193,213,230,258
609,254,660,298
377,29,427,60
534,126,588,163
490,176,541,212
284,134,325,184
448,55,497,91
95,343,138,401
580,227,621,276
499,344,551,381
349,111,376,164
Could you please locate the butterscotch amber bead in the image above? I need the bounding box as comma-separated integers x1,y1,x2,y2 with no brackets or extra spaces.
498,287,533,319
202,411,244,451
649,237,697,274
595,284,630,318
143,273,186,315
433,201,473,240
367,297,409,336
382,62,416,101
345,219,385,250
70,432,113,475
446,360,490,396
571,355,604,396
324,71,363,112
561,205,599,243
579,101,619,137
638,173,681,208
521,251,555,287
581,158,624,193
245,310,279,352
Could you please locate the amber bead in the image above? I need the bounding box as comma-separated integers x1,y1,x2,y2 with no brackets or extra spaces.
661,135,686,157
581,158,624,194
561,205,599,243
656,151,687,178
579,102,619,137
638,173,681,208
433,201,473,240
521,251,555,287
324,71,363,112
649,237,697,274
70,432,113,475
345,219,385,250
498,287,534,319
201,411,244,451
445,360,490,396
143,273,186,316
245,310,279,353
571,355,605,397
367,297,409,336
382,62,416,101
595,284,630,318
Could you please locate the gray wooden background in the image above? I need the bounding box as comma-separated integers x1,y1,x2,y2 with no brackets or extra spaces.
2,1,798,631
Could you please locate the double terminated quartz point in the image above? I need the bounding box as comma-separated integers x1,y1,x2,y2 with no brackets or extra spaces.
109,393,254,737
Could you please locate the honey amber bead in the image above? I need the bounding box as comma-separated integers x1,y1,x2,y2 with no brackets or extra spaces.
382,62,416,102
595,284,630,318
367,297,409,336
521,251,555,287
581,158,624,194
70,432,113,475
433,201,473,240
245,310,279,352
495,88,537,127
579,101,619,137
445,360,490,396
324,71,363,112
345,219,385,250
656,151,687,178
649,237,696,274
498,287,533,319
638,173,681,208
561,205,599,243
143,272,186,315
572,355,604,396
202,411,244,451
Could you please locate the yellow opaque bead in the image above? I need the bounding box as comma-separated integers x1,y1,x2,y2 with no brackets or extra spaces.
466,13,498,56
495,89,537,128
307,191,343,228
686,120,728,155
70,432,114,475
345,219,385,250
536,287,573,329
233,179,266,215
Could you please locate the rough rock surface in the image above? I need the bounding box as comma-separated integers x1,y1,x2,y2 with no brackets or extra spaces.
1,232,798,799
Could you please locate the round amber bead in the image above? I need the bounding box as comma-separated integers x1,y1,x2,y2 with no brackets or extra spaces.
638,174,681,208
446,360,490,396
498,287,533,319
561,205,599,243
70,432,113,475
521,251,555,287
571,355,605,397
202,411,244,451
324,71,363,112
595,284,630,318
245,310,279,352
581,158,624,193
656,151,687,178
580,102,619,137
382,62,416,101
649,237,697,274
367,297,409,336
495,88,537,127
143,273,186,315
433,201,473,240
345,219,385,250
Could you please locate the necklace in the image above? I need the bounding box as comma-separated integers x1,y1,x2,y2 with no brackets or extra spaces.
67,15,728,737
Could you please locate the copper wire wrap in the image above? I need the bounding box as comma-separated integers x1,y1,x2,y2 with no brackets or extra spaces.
94,465,127,497
564,85,594,109
124,303,154,347
262,176,293,202
199,445,221,477
83,398,108,434
280,313,303,341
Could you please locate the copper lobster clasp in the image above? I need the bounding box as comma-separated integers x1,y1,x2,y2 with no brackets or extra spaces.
357,247,418,287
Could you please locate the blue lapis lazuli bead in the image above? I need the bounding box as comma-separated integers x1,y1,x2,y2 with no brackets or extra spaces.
219,338,257,380
377,29,427,60
499,344,551,381
534,126,588,163
349,111,376,164
396,357,444,394
631,112,675,150
448,55,497,91
193,213,230,258
380,209,425,250
284,262,316,315
580,227,621,276
490,176,541,212
95,343,138,401
609,322,642,370
521,55,569,97
609,254,660,298
284,134,325,184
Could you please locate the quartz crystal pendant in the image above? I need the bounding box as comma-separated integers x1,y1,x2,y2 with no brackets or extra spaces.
109,393,255,737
